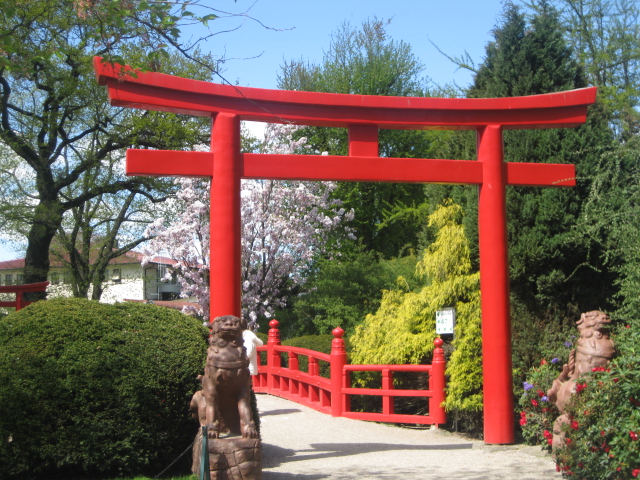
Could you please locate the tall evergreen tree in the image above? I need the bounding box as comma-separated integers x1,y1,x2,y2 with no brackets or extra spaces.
432,2,614,324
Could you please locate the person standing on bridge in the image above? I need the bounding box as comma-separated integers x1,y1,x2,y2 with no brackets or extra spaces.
243,320,263,377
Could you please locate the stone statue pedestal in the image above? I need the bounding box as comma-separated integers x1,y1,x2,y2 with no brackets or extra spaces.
193,431,262,480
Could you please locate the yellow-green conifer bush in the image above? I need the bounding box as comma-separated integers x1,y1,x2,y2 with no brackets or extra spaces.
350,201,482,416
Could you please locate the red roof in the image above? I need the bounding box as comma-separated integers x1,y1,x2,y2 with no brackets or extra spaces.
0,259,25,270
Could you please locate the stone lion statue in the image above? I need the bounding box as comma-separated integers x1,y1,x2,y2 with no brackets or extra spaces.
547,310,615,450
191,315,258,439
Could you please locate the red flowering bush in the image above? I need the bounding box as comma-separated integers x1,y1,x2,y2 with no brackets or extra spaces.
518,361,562,448
554,322,640,479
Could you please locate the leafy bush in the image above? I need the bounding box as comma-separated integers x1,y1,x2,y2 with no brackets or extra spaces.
517,362,561,447
517,331,574,446
554,322,640,479
282,334,350,378
0,298,209,480
276,248,419,338
511,296,578,392
282,333,337,353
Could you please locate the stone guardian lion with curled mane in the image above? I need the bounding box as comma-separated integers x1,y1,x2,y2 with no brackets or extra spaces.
191,315,258,439
546,310,615,451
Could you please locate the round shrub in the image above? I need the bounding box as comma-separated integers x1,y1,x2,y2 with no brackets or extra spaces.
0,298,209,480
554,321,640,479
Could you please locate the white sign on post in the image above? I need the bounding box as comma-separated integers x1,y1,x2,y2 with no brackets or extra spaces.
436,308,456,335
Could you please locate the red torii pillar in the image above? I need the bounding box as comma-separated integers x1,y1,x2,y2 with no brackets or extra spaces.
94,57,596,444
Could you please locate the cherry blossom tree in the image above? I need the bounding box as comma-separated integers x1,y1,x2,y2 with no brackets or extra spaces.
144,125,354,321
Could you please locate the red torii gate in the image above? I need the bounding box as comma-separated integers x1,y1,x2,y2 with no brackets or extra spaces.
94,57,596,444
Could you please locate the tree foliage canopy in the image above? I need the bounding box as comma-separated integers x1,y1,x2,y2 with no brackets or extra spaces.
278,18,437,258
0,1,217,288
431,2,615,320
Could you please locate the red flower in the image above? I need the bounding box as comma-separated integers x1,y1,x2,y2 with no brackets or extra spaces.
591,366,610,373
531,399,539,407
632,468,640,478
630,431,638,441
571,420,579,430
575,382,587,393
540,359,547,365
543,430,553,439
537,390,545,397
519,412,527,426
601,430,606,436
566,438,572,445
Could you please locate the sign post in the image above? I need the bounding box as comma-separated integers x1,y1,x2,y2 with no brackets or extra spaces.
436,308,456,337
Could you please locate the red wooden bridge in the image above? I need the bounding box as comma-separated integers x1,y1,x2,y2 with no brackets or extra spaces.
253,320,447,426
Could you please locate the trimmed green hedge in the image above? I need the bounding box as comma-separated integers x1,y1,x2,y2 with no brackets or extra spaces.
0,298,209,480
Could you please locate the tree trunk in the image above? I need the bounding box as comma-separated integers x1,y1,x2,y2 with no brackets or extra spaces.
23,201,64,300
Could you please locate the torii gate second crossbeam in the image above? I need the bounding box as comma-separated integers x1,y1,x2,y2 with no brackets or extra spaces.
94,57,597,444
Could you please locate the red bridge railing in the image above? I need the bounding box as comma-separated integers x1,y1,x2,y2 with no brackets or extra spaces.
253,319,446,426
0,282,49,311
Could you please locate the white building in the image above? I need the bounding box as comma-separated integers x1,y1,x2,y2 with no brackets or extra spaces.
0,251,183,304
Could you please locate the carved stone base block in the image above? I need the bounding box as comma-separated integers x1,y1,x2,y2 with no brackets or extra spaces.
193,432,262,480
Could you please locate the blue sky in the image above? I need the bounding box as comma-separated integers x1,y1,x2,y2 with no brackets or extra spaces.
0,0,510,262
209,0,508,89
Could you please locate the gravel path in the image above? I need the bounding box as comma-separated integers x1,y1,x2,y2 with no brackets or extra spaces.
257,394,560,480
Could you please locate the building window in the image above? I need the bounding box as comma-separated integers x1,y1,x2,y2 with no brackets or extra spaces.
112,268,121,283
5,274,13,285
16,274,24,284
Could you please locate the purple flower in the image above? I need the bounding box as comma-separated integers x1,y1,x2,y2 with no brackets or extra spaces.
551,357,559,364
541,396,549,402
523,381,534,391
564,341,572,348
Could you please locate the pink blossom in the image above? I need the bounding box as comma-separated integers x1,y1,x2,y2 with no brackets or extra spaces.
144,125,354,321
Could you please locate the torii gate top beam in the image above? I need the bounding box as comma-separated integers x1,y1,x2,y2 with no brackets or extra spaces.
94,57,597,131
